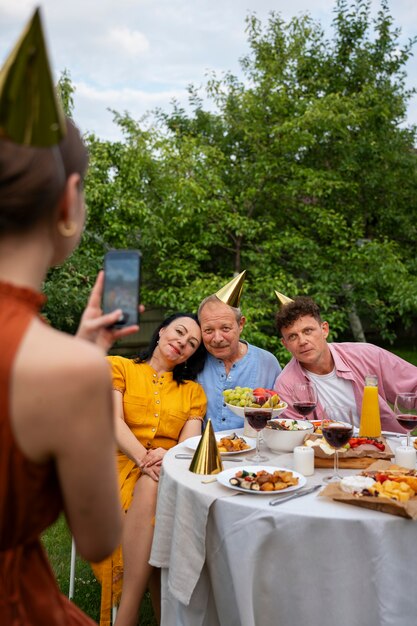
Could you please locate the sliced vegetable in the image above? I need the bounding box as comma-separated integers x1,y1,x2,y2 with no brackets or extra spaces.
349,437,385,451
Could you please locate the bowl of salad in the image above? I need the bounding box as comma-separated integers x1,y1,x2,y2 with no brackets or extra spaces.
263,418,314,452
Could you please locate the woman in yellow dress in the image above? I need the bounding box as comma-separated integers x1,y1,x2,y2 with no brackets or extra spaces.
93,312,207,626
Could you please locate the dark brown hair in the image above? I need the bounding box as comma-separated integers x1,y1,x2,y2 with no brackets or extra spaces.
275,296,322,336
0,118,88,234
134,312,207,385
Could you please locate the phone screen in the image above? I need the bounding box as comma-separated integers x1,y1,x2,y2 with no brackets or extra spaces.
103,250,141,327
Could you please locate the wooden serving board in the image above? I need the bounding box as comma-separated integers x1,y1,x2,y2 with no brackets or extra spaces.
315,457,381,469
306,434,394,469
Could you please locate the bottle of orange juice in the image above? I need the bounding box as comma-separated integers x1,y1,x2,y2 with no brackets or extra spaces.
359,374,381,437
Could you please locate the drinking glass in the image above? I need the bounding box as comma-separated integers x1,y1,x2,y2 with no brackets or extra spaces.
321,405,354,483
292,381,318,419
244,392,273,463
394,393,417,448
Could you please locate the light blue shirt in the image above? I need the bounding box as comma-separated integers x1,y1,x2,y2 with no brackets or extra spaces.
197,341,282,431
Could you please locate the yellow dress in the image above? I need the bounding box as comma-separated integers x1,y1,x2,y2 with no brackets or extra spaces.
92,357,207,625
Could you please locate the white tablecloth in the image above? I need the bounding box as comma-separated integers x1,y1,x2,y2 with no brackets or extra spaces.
150,431,417,626
149,447,239,605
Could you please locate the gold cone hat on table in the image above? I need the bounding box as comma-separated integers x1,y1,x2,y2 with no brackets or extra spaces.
189,419,223,475
215,270,246,308
0,7,66,146
275,290,294,307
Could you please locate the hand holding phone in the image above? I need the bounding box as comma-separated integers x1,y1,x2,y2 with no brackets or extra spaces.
102,250,141,328
76,271,142,352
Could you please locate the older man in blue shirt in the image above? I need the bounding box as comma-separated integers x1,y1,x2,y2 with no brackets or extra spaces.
197,272,281,431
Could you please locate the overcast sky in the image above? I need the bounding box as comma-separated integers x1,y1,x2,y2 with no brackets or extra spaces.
1,0,416,141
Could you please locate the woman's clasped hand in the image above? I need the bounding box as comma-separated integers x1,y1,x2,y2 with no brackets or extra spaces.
138,447,166,481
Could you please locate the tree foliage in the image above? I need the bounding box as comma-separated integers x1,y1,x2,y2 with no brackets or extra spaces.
45,0,417,363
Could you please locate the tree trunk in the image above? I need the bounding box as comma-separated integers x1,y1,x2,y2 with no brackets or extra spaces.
348,307,367,342
342,283,367,342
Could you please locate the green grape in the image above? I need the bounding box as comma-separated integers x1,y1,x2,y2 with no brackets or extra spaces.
223,386,257,407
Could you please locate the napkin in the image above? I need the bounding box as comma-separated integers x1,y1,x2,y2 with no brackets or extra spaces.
149,450,238,605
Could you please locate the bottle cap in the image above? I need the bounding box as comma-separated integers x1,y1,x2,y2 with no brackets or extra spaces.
365,374,378,386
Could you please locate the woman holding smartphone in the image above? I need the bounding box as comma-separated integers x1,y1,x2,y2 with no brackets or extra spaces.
0,9,134,625
92,313,207,626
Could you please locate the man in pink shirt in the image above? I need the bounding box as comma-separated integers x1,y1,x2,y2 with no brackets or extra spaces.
273,297,417,433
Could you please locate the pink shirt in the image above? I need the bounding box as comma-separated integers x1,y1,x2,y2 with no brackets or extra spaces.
274,342,417,433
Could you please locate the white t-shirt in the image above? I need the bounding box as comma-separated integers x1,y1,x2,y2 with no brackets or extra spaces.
305,368,360,426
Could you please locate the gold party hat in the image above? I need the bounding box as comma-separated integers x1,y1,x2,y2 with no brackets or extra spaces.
275,290,294,307
189,419,223,475
0,7,66,146
215,270,246,308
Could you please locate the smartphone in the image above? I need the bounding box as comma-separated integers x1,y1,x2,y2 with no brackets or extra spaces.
102,249,141,327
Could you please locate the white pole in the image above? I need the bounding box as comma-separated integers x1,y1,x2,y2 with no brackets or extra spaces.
69,537,76,600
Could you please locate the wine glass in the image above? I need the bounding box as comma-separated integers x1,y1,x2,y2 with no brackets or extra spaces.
244,392,273,463
321,405,354,483
292,382,318,419
394,393,417,448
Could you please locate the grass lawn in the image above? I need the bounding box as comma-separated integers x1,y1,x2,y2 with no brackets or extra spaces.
41,515,157,625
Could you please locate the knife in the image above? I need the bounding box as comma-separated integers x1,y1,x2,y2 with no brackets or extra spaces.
269,484,321,506
174,454,243,462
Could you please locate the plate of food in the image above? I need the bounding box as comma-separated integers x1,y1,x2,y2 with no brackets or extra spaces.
217,465,307,494
320,461,417,519
225,402,288,419
185,432,255,455
223,387,288,419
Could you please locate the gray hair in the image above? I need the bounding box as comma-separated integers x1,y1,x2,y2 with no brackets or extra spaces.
198,294,242,324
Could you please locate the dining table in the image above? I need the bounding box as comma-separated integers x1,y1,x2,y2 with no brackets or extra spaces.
149,429,417,626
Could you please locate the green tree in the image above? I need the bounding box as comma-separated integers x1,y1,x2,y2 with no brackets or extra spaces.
152,0,417,355
44,0,417,365
57,69,75,116
44,70,97,331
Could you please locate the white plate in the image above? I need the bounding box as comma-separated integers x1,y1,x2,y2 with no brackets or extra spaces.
185,434,255,455
216,465,307,494
225,402,288,419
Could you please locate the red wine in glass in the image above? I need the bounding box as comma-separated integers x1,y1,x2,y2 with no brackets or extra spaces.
396,415,417,431
394,393,417,447
245,410,271,431
322,423,353,448
321,406,354,483
293,402,317,417
292,382,318,420
244,394,272,463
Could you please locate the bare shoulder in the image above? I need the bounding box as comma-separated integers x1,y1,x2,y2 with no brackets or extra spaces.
26,319,110,380
12,320,113,461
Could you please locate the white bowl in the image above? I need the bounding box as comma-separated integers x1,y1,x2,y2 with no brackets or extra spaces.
225,402,288,420
262,419,314,452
